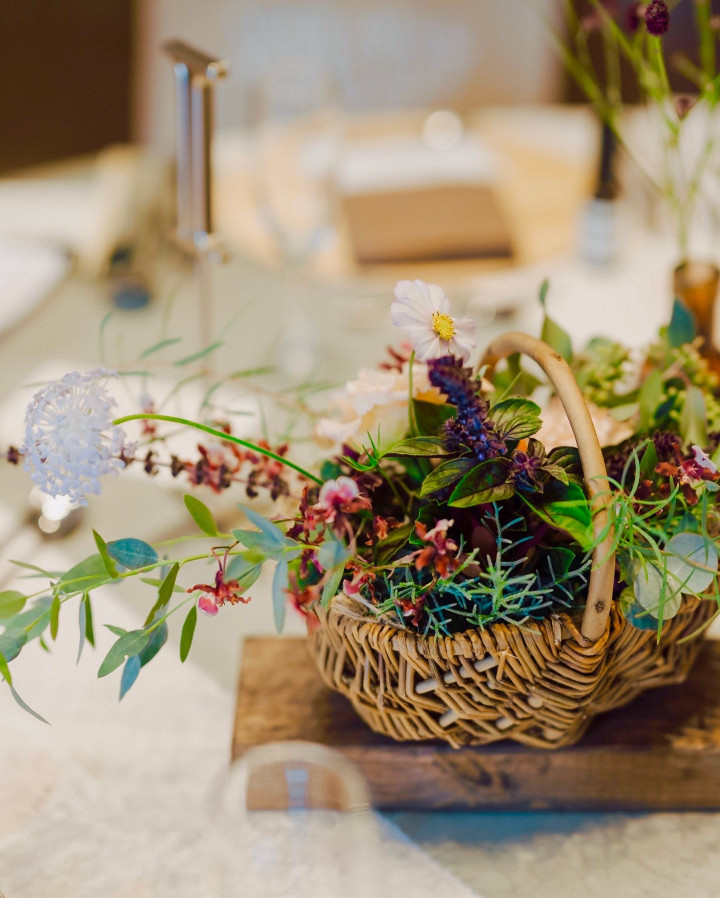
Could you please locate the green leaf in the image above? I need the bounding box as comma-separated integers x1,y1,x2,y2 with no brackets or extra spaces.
77,597,88,663
419,458,475,496
449,458,514,507
411,399,453,436
107,538,159,571
317,539,351,572
143,562,180,627
224,555,263,592
180,605,197,663
8,684,49,724
50,594,60,641
98,630,150,678
680,386,708,447
667,297,696,348
140,337,182,358
138,621,168,668
174,341,223,366
322,565,344,606
57,555,111,595
542,463,569,485
384,436,453,457
489,397,542,440
272,560,289,633
105,624,127,637
639,441,659,480
184,495,219,536
538,278,550,306
3,597,53,641
93,531,118,579
0,631,27,664
119,655,142,700
374,521,414,565
0,590,26,621
520,482,593,550
83,595,95,647
638,369,663,432
0,650,12,685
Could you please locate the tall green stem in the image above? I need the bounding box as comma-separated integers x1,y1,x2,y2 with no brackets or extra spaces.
113,413,322,484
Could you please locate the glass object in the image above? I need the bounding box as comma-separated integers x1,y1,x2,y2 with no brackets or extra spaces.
249,67,339,267
206,741,380,897
673,260,720,373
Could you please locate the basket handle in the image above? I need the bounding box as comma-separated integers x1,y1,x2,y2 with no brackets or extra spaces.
481,332,615,641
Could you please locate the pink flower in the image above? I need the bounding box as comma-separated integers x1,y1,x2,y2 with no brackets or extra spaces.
197,595,219,616
691,445,717,474
318,476,360,509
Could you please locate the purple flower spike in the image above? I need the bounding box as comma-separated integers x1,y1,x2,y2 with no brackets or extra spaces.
645,0,670,36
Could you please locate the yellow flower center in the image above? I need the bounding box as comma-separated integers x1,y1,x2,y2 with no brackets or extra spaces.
432,312,455,342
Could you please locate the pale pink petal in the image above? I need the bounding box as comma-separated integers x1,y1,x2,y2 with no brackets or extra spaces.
692,445,717,472
425,282,450,314
198,596,219,616
390,298,432,329
414,332,444,361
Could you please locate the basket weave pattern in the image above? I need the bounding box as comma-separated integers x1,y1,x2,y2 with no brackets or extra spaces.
306,332,717,748
308,598,714,748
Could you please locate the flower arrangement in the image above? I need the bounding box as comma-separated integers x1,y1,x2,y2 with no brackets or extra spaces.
0,278,719,737
552,0,720,256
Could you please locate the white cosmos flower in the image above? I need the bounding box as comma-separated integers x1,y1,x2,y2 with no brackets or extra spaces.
391,279,476,363
22,369,127,505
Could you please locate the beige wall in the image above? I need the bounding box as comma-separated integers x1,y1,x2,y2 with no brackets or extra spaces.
133,0,564,149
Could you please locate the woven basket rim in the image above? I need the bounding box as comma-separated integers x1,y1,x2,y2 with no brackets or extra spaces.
319,593,601,656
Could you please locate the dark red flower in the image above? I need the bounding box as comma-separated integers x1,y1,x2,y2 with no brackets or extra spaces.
645,0,669,36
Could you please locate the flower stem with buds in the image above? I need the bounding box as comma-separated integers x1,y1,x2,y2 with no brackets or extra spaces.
113,413,323,484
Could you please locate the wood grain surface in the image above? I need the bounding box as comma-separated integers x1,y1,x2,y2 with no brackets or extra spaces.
232,637,720,811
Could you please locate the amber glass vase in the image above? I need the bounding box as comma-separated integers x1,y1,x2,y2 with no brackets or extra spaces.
673,261,720,374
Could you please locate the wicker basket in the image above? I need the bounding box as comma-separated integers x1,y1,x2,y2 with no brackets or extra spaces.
307,333,716,748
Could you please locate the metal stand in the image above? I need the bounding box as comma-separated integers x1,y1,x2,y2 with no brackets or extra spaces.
163,40,229,356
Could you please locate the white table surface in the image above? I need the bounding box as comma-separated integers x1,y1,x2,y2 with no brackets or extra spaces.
2,109,720,897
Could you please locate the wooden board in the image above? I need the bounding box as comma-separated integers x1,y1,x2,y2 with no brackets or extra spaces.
232,637,720,811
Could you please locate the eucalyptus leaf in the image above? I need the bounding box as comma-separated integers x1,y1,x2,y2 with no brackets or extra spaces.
180,605,197,663
50,594,60,641
143,563,180,627
634,563,682,620
224,555,263,592
665,532,718,595
0,590,26,621
107,538,159,571
119,655,142,700
8,684,49,724
57,555,111,595
93,531,118,579
0,631,26,664
317,539,350,572
184,495,219,536
272,560,289,633
321,565,344,606
98,630,151,678
0,650,12,685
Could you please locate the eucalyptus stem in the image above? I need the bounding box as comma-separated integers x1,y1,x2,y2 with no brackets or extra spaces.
113,413,322,484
